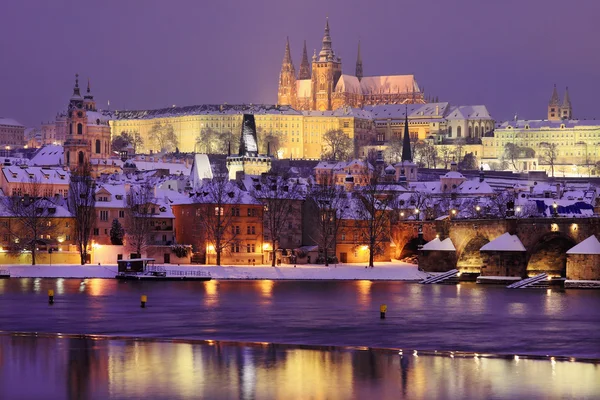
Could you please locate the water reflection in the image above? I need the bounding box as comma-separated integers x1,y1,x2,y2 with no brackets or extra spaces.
1,335,598,400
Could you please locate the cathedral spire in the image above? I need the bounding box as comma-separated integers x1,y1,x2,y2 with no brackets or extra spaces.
319,17,334,61
355,40,363,81
401,105,412,162
298,40,311,80
87,78,91,94
562,86,571,107
549,84,560,105
283,36,293,65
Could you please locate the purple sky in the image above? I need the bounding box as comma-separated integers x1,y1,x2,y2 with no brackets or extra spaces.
1,0,599,127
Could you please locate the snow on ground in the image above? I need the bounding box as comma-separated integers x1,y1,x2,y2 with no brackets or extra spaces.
4,262,426,281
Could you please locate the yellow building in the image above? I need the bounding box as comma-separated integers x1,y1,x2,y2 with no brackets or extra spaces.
481,86,600,175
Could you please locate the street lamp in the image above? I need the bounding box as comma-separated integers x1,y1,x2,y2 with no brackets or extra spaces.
451,209,457,219
475,205,481,218
515,206,521,219
414,208,420,221
552,202,558,217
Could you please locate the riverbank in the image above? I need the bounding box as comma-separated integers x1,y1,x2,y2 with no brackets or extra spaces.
3,262,427,281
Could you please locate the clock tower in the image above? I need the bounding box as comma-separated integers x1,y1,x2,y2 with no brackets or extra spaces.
64,74,90,169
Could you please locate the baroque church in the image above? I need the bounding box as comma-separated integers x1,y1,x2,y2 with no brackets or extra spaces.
277,18,426,111
62,74,112,169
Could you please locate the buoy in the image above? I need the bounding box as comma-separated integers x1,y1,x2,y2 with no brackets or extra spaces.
141,295,147,308
380,304,387,319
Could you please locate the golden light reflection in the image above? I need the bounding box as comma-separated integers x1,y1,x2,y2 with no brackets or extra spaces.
203,280,218,307
87,279,109,297
356,280,372,308
258,280,274,298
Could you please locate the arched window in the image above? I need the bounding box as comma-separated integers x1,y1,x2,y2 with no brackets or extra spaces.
468,126,472,137
95,139,101,154
457,126,462,137
77,123,83,135
78,151,84,165
66,151,70,165
69,123,73,135
475,126,479,137
448,126,452,137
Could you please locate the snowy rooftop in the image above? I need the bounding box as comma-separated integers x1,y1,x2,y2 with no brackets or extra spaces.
112,104,302,120
498,119,600,129
480,233,526,252
366,102,449,120
1,166,69,185
30,145,64,166
442,171,465,179
445,105,492,120
0,117,24,127
422,237,456,251
566,235,600,255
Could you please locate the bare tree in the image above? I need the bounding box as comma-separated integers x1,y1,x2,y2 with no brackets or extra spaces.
322,129,353,161
251,174,302,266
149,122,178,153
488,191,515,218
194,173,244,266
2,180,61,265
540,142,559,177
125,182,156,257
306,171,348,266
385,134,403,163
256,127,284,157
354,170,395,267
68,163,96,265
112,131,144,154
195,128,221,154
438,145,453,169
453,138,466,162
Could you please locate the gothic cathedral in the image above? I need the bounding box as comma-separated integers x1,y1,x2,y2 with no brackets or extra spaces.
278,18,426,111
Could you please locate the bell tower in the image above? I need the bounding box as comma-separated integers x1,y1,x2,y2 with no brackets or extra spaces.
560,86,572,120
548,84,560,121
311,17,342,111
64,74,90,169
277,37,297,107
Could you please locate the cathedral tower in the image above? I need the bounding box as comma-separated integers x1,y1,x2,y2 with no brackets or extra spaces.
83,78,97,111
311,17,342,111
298,40,311,80
277,37,297,107
560,86,572,120
548,84,560,121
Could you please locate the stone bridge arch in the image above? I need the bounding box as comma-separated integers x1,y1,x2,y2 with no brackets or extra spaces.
526,232,576,277
456,235,490,272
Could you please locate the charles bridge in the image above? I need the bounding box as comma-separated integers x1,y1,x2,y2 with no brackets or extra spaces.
392,217,600,280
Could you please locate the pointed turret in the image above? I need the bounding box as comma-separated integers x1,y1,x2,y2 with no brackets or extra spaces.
355,40,363,81
560,86,572,120
549,84,560,106
277,37,297,107
318,17,335,61
401,106,412,162
298,40,311,80
71,73,81,99
548,84,561,121
83,77,97,111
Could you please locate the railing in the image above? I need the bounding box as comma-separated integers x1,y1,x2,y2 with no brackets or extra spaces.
420,269,458,284
166,269,211,278
0,269,10,277
506,273,547,289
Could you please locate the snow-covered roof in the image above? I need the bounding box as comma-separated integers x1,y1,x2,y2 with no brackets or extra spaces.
0,117,24,127
457,179,494,195
366,102,449,120
422,237,456,251
480,233,526,252
442,171,465,179
566,235,600,255
112,104,302,120
189,154,213,191
335,74,361,94
0,197,71,218
30,145,64,166
85,111,110,126
498,119,600,130
1,166,69,185
360,75,419,94
445,105,492,120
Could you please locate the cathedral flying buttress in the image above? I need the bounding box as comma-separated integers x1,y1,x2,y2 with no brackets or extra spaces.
277,18,426,111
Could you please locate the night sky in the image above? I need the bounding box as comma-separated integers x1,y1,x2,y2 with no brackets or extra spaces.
1,0,599,127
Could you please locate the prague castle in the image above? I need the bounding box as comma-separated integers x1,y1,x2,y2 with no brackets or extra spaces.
277,18,425,111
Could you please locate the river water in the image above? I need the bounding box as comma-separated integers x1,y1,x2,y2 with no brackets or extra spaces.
1,279,599,399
